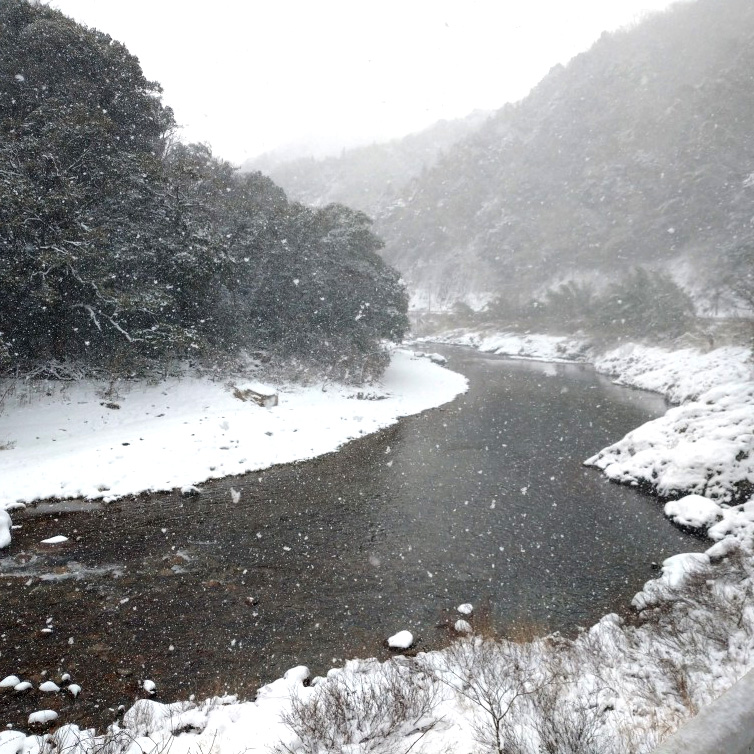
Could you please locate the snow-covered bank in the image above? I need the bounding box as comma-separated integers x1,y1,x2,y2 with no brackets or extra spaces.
0,350,467,513
592,343,752,403
585,380,753,502
585,343,753,504
416,329,591,362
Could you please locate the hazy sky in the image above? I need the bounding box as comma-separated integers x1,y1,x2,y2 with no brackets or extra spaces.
50,0,680,164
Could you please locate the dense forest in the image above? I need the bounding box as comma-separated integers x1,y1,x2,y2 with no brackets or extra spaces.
0,0,408,381
263,0,754,334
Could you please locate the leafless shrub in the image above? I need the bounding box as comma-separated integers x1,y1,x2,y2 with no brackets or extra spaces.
0,380,15,416
39,721,175,754
21,360,94,381
423,638,548,754
274,659,441,754
526,678,607,754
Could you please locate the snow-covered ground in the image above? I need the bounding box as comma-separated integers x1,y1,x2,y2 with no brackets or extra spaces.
592,342,752,403
2,335,753,753
417,329,591,362
0,349,467,519
585,343,753,506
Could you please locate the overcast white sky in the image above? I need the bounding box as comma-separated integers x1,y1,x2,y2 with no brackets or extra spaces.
50,0,680,165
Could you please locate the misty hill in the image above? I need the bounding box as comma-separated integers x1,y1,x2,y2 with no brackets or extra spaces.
369,0,754,314
241,111,491,216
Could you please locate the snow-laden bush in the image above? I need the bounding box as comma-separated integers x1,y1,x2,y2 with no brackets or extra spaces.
274,658,440,754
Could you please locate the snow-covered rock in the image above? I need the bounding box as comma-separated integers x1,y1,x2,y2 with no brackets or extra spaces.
282,666,310,685
387,630,414,649
633,551,713,611
122,699,173,737
664,495,723,531
457,603,473,615
0,510,11,549
41,535,68,545
708,499,754,544
27,710,58,725
454,619,473,634
660,552,711,589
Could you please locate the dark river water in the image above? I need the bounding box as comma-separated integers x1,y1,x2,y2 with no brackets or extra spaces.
0,347,703,729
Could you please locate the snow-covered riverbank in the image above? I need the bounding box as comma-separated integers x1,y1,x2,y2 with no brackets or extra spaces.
417,329,592,362
2,335,753,753
424,330,753,505
0,350,468,517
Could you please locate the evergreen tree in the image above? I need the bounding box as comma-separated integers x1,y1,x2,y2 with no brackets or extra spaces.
0,1,409,380
0,0,178,370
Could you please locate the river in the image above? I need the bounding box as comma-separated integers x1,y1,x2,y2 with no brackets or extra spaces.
0,347,703,729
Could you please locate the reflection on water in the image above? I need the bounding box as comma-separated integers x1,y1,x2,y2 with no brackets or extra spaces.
0,348,701,729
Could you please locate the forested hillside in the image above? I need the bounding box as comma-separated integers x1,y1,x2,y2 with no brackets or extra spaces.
243,112,490,217
368,0,754,318
0,1,408,381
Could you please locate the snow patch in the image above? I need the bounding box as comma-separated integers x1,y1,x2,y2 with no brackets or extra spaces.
41,535,69,544
0,510,11,548
664,495,723,531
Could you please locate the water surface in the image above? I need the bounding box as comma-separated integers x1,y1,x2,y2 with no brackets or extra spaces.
0,347,703,728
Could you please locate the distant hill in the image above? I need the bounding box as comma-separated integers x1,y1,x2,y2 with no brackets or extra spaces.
241,111,491,217
374,0,754,313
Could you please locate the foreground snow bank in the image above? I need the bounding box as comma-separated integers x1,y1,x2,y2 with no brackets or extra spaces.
0,350,467,511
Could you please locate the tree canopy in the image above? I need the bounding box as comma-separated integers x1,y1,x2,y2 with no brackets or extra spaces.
0,0,408,380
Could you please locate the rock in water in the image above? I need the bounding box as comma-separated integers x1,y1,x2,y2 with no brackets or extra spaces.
387,630,414,649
